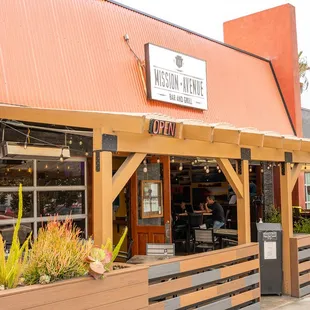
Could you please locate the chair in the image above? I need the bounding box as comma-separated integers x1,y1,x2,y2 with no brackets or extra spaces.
146,243,175,256
187,213,203,252
193,229,215,253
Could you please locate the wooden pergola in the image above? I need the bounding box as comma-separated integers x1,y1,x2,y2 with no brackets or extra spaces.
1,104,309,295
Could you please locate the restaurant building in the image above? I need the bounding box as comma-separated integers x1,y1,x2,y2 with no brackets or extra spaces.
0,0,309,297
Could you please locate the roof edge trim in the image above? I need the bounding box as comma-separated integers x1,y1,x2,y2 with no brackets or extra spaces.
108,0,269,63
268,62,297,136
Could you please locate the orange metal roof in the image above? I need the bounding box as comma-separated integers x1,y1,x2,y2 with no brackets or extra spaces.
0,0,293,135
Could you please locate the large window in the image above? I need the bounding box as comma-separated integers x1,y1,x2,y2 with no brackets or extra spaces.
0,158,87,248
305,173,310,209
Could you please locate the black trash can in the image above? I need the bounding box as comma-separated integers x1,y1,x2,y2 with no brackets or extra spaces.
256,223,283,295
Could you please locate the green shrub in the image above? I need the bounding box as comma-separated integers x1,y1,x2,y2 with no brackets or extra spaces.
265,206,281,223
23,218,93,285
294,217,310,234
0,184,31,289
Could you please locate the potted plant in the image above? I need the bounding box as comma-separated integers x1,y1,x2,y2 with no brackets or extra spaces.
0,185,148,309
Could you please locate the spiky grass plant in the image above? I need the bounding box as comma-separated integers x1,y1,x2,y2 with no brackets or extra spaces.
0,184,31,289
24,218,93,285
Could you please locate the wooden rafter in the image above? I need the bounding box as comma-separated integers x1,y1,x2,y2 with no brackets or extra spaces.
216,159,243,198
291,163,303,192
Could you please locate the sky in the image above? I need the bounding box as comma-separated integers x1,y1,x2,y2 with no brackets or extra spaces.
115,0,310,108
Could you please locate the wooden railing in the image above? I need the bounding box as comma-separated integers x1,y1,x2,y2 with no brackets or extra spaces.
291,235,310,297
146,243,260,310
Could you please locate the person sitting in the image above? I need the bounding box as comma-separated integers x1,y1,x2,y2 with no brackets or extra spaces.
205,195,225,229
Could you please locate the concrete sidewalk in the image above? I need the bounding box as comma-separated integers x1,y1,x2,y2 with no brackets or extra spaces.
261,295,310,309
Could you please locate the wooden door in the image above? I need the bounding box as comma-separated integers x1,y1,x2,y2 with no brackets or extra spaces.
131,156,171,255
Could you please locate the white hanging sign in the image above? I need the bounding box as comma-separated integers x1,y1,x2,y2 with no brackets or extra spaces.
145,43,208,110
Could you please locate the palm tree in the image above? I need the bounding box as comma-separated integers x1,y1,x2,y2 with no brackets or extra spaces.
299,51,310,93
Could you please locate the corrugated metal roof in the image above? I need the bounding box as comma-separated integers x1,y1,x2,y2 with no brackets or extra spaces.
0,0,293,135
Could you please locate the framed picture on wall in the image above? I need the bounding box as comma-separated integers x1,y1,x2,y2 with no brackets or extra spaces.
141,180,163,219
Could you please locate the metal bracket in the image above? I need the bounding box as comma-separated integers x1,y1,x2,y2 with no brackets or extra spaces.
102,134,117,152
241,148,251,161
95,151,101,172
284,152,292,163
281,162,285,176
237,160,242,175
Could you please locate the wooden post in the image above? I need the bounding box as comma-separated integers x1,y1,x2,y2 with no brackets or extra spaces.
280,162,292,295
237,160,251,244
93,128,113,246
217,159,251,244
280,163,302,295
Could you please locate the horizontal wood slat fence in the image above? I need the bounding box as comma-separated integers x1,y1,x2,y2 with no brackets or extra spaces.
291,235,310,298
146,243,260,310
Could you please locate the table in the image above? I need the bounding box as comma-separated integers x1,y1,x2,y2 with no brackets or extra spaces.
214,228,238,249
126,255,172,264
178,212,212,216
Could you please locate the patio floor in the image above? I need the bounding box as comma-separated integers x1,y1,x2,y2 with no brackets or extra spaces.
261,295,310,309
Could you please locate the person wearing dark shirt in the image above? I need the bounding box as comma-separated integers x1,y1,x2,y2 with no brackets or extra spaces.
205,195,225,229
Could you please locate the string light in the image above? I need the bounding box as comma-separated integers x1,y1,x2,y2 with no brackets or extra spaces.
79,139,83,146
60,148,64,162
69,137,73,145
218,169,221,173
143,158,147,173
18,168,21,172
179,163,183,171
0,121,87,157
204,166,207,170
249,166,252,173
206,167,210,174
85,150,89,156
157,157,160,164
261,167,264,173
45,164,48,169
67,165,70,170
216,165,220,170
28,167,32,173
171,157,175,163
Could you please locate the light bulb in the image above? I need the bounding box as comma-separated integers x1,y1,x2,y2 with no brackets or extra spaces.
143,167,147,173
218,169,221,173
24,142,27,149
206,168,210,174
18,168,21,172
216,165,219,170
67,166,70,170
143,159,147,165
6,168,10,172
179,164,183,171
45,164,48,169
79,140,83,146
204,166,207,170
28,167,32,173
192,162,195,165
261,168,264,173
85,151,89,156
171,157,175,163
249,166,252,172
157,158,160,164
69,139,73,145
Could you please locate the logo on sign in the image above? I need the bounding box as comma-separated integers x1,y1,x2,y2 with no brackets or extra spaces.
148,119,176,137
175,55,184,69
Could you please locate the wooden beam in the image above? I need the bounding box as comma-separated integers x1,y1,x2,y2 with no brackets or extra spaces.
216,159,243,198
291,164,303,192
237,160,251,244
112,153,146,201
280,162,293,295
0,104,145,132
93,128,113,246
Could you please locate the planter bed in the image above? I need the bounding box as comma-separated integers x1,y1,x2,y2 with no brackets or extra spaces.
0,264,148,310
